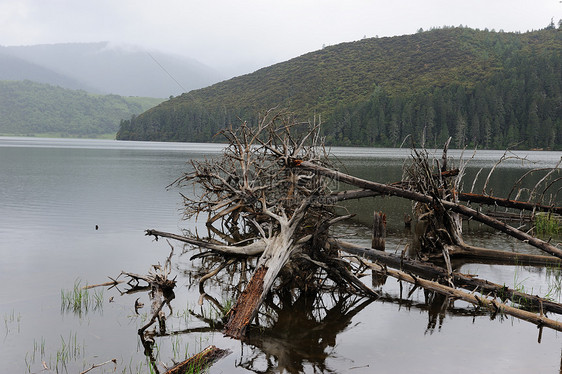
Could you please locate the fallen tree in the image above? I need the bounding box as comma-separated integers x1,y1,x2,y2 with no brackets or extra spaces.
167,110,373,339
295,159,562,260
138,111,562,347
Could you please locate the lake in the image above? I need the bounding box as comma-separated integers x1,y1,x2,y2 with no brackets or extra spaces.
1,137,561,373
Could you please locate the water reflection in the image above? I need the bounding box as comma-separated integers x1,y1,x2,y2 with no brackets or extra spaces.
2,138,561,373
240,293,373,374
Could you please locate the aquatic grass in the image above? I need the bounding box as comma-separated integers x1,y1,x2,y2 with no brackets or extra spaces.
120,357,148,374
511,265,534,307
60,279,104,316
24,333,85,374
172,300,192,329
171,334,186,361
221,298,234,317
183,359,209,374
3,309,22,336
535,212,561,236
47,332,85,373
544,264,562,302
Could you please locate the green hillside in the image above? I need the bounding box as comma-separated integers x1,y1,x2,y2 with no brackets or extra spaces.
117,26,562,149
0,80,163,137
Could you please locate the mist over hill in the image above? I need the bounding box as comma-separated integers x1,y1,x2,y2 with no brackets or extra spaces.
0,42,223,98
117,27,562,150
0,80,163,137
0,53,97,91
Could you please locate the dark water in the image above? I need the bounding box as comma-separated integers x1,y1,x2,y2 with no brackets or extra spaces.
1,137,561,373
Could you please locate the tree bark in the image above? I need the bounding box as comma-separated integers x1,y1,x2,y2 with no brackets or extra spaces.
223,231,301,339
223,203,310,339
371,211,386,251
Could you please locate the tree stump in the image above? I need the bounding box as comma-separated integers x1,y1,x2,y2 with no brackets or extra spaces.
371,211,386,251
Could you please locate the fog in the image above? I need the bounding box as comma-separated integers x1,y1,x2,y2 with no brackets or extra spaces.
1,0,560,78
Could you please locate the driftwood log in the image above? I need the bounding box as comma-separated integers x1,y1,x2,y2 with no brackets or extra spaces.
353,253,562,332
164,345,230,374
333,239,562,315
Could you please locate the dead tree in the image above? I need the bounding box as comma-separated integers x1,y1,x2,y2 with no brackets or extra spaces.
295,159,562,260
161,110,372,339
145,113,562,342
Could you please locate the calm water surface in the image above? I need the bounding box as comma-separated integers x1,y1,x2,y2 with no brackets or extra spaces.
1,137,561,373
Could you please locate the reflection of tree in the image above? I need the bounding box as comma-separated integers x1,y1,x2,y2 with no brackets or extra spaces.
378,282,491,335
238,291,373,374
112,246,496,373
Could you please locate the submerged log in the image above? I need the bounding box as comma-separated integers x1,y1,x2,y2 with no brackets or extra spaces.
164,345,230,374
357,255,562,332
297,161,562,259
334,239,562,315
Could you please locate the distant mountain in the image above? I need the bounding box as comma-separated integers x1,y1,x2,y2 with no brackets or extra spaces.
117,27,562,150
0,53,97,91
0,80,163,137
0,42,223,97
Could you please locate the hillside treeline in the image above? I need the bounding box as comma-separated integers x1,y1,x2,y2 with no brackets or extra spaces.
329,50,561,149
117,26,562,150
0,80,162,137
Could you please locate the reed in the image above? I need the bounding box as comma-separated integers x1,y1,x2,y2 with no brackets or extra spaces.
535,212,561,236
60,279,103,315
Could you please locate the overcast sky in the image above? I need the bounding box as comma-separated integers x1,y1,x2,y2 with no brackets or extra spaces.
1,0,560,77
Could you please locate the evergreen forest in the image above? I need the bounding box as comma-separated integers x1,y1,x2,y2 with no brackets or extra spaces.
117,26,562,150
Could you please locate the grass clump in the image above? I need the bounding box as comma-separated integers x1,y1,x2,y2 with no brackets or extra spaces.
535,213,561,236
60,279,103,316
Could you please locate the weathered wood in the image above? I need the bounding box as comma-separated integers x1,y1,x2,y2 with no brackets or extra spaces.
358,255,562,332
484,211,533,222
145,229,266,256
333,239,562,315
459,192,562,215
224,266,267,338
164,345,230,374
82,280,123,289
371,211,386,251
79,359,117,374
331,188,562,215
223,201,312,339
445,244,562,266
298,160,562,259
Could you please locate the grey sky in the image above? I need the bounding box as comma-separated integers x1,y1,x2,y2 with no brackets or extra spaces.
1,0,560,77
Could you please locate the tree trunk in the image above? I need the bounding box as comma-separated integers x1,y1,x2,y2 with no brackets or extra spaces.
371,211,386,251
223,215,305,339
459,192,562,215
332,189,562,215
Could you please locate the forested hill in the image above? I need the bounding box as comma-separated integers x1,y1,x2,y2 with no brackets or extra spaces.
117,26,562,150
0,80,162,137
